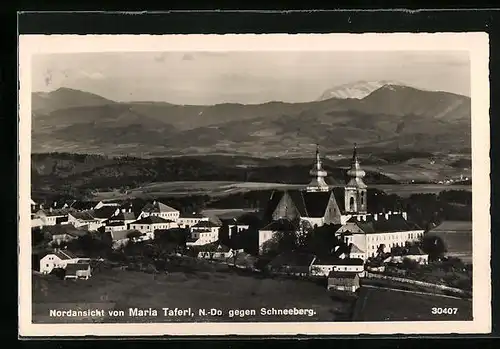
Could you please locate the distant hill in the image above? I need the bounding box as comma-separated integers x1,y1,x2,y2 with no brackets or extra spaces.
32,87,116,114
31,85,471,157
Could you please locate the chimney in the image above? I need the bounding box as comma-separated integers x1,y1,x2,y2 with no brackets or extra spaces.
121,208,126,213
402,212,408,220
53,201,57,208
129,208,132,213
374,214,378,221
384,213,389,220
49,207,53,213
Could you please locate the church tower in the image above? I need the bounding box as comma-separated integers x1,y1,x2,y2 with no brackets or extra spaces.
306,144,329,192
344,144,367,213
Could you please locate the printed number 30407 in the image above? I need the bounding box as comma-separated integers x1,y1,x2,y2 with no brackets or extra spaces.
431,307,458,315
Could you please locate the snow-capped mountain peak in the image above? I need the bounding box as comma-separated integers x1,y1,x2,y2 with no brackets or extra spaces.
317,80,406,100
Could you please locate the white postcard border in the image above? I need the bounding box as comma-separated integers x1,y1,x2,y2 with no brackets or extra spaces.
18,33,491,336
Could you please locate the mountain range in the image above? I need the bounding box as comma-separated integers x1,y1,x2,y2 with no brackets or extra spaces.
31,82,471,158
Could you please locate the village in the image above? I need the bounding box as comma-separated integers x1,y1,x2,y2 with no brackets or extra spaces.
31,145,473,312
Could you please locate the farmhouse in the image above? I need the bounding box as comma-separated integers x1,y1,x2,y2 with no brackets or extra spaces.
39,250,81,274
311,257,365,277
327,271,360,292
42,225,89,246
34,208,69,226
67,211,103,231
139,201,180,221
64,263,92,280
129,216,177,240
384,245,429,265
187,222,221,246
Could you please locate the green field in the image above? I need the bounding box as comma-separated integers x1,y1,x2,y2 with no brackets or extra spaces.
352,286,472,322
32,267,350,323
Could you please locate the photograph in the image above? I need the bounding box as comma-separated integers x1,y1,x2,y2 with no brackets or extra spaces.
18,33,491,336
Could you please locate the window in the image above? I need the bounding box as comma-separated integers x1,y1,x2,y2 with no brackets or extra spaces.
349,197,355,211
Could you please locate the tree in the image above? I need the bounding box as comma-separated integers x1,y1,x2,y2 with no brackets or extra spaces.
421,235,447,261
31,227,44,246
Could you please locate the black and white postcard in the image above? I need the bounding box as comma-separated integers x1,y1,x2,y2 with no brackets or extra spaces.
18,33,491,336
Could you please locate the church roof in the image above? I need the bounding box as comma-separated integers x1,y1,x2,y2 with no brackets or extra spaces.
263,189,340,223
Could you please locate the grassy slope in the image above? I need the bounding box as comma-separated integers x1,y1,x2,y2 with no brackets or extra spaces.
33,268,348,323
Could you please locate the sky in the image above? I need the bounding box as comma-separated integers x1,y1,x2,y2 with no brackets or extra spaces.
32,51,470,105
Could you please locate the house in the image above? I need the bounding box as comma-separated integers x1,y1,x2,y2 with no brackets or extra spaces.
67,211,103,231
336,214,424,259
39,250,81,274
104,209,137,232
186,229,219,247
109,229,137,250
384,245,429,265
34,208,70,226
267,251,316,276
129,216,176,240
327,271,360,292
64,263,92,280
42,225,89,246
310,257,365,277
177,212,209,228
191,220,221,234
258,218,299,255
139,201,180,221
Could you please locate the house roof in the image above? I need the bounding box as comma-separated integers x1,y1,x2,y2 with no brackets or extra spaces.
428,220,472,233
314,257,364,266
262,189,344,223
93,206,119,219
65,263,90,274
192,220,221,228
131,216,173,225
51,250,79,260
105,221,127,227
142,201,179,214
70,211,96,221
261,218,298,232
347,214,422,234
327,271,359,283
349,243,365,254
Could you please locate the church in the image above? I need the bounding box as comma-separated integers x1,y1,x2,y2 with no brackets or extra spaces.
258,145,425,259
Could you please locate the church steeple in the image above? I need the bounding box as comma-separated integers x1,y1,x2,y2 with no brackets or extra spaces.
306,144,329,192
344,143,368,213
